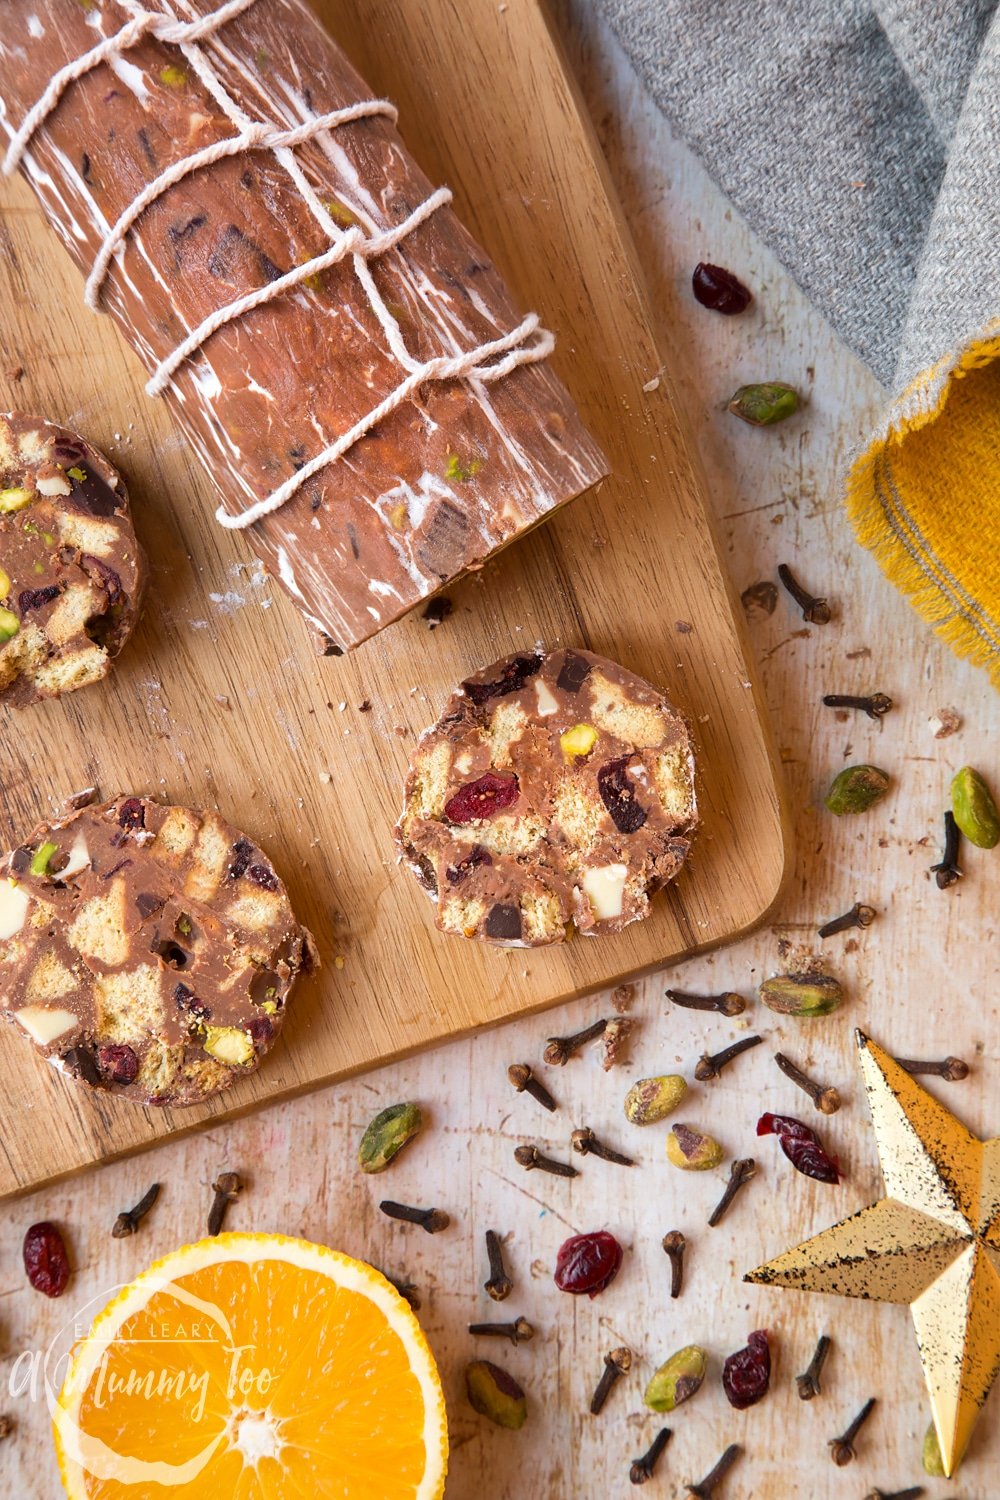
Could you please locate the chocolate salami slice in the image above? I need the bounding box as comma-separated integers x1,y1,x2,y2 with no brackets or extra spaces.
0,795,315,1106
395,647,698,946
0,2,608,651
0,412,145,707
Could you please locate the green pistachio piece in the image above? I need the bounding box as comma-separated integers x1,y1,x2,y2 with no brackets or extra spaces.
159,65,187,88
29,841,58,877
644,1345,707,1412
824,764,890,815
0,605,19,643
727,381,800,426
922,1421,946,1477
951,766,1000,850
759,973,842,1017
466,1360,527,1429
358,1101,423,1173
624,1074,688,1125
67,466,87,483
203,1026,254,1067
666,1123,723,1171
444,453,481,483
0,487,33,513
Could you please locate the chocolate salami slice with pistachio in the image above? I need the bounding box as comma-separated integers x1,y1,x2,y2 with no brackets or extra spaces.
395,647,698,945
0,412,145,707
0,795,315,1106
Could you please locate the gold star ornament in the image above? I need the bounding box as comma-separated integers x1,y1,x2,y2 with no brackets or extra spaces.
746,1030,1000,1477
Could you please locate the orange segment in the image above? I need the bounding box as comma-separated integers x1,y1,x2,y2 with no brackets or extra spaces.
54,1232,448,1499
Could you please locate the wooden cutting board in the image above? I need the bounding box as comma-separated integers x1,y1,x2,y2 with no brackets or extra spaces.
0,0,788,1197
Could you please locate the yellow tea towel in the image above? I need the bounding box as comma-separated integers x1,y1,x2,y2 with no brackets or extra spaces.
597,0,1000,682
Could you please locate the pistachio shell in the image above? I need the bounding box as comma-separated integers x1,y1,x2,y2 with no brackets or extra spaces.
922,1421,947,1477
824,764,890,815
644,1345,707,1411
727,382,799,426
466,1360,527,1429
624,1074,687,1125
666,1123,723,1170
759,973,843,1017
358,1102,423,1173
951,766,1000,850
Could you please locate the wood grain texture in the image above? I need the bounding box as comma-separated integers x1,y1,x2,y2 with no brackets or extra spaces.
0,0,784,1198
3,5,1000,1499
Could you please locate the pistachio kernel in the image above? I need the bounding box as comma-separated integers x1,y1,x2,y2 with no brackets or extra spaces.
644,1345,708,1412
922,1421,947,1477
465,1360,527,1430
951,766,1000,850
727,381,800,426
0,487,33,513
158,65,187,88
759,973,843,1017
0,605,19,643
29,841,58,878
560,723,598,758
358,1102,423,1174
824,764,891,815
623,1074,687,1125
0,566,10,598
666,1124,724,1171
203,1026,254,1067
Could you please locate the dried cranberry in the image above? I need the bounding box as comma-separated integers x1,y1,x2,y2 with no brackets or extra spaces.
756,1112,841,1184
692,262,753,315
18,585,63,614
81,553,122,603
247,863,279,891
445,845,493,885
229,837,253,879
444,772,519,824
118,797,145,831
98,1043,139,1085
248,1014,274,1046
174,982,210,1021
597,757,647,834
462,653,541,705
23,1221,70,1298
722,1329,770,1408
554,1230,623,1298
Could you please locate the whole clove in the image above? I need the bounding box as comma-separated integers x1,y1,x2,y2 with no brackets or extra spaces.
695,1034,762,1081
894,1054,969,1081
662,1230,686,1298
687,1443,742,1498
468,1316,534,1346
378,1268,420,1309
774,1052,841,1114
513,1144,578,1177
796,1333,831,1400
379,1200,450,1233
822,692,892,720
571,1127,635,1166
507,1062,557,1111
829,1396,877,1465
778,562,831,624
708,1158,756,1227
818,901,876,938
484,1228,513,1301
864,1489,925,1500
111,1182,160,1239
207,1172,242,1236
590,1346,632,1414
630,1427,672,1485
543,1018,607,1065
667,988,746,1016
931,810,962,888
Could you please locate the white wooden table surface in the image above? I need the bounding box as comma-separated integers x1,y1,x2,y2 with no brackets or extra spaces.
1,5,996,1496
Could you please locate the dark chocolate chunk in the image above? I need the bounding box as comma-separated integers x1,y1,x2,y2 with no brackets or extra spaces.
462,653,542,706
483,903,522,941
416,500,470,580
62,1044,101,1087
68,466,121,518
557,651,592,693
135,891,164,918
597,757,648,834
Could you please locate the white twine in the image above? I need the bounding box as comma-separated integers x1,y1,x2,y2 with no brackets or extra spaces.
8,0,556,531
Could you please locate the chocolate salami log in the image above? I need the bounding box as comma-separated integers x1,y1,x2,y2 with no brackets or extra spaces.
0,1,608,651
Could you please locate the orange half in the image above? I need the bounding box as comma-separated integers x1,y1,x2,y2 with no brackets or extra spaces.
54,1232,448,1499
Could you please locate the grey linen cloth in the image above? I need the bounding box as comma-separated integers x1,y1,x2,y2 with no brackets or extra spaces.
596,0,1000,393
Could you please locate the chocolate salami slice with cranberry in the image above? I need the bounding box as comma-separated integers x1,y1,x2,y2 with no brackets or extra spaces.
0,795,315,1106
395,647,697,945
0,412,145,707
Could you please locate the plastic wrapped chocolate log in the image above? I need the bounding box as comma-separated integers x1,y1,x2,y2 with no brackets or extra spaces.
0,2,608,652
0,794,315,1106
396,647,698,945
0,411,145,706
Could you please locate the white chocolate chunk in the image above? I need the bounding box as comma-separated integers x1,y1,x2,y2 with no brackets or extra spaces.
454,751,473,775
534,678,560,716
583,862,628,919
60,832,91,879
0,878,29,939
36,473,72,498
15,1004,77,1045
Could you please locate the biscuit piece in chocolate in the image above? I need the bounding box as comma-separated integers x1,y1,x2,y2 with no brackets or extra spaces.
0,796,314,1107
0,412,145,707
395,648,698,945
